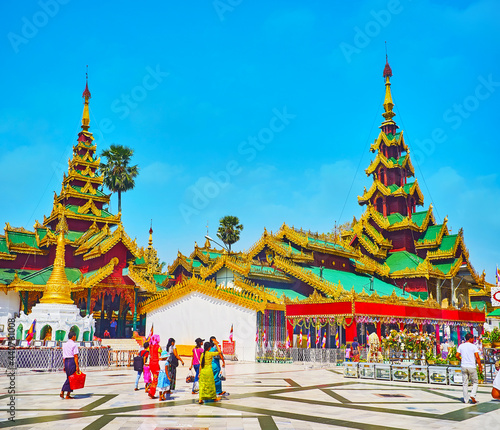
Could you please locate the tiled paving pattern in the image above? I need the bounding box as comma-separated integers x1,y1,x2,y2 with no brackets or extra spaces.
1,362,500,429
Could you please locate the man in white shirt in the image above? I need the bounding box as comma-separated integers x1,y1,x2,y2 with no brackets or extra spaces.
492,360,500,400
60,331,80,399
456,332,482,404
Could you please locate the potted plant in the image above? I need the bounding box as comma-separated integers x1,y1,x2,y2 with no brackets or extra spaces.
436,357,449,366
482,332,491,349
448,346,459,366
490,328,500,348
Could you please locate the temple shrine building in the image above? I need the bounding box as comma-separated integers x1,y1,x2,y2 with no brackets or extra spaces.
0,61,494,359
142,61,492,360
0,81,168,342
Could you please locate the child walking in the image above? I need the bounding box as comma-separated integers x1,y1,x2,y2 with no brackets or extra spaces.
157,351,170,401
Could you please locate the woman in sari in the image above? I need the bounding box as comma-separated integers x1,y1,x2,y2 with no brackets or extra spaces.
198,341,221,404
148,334,161,399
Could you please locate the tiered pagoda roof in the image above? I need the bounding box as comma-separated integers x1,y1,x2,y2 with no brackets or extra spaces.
0,79,167,320
143,60,491,318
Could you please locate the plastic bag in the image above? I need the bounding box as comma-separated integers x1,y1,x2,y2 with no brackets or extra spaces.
186,369,195,383
69,372,86,390
143,365,151,384
220,367,226,381
193,380,199,392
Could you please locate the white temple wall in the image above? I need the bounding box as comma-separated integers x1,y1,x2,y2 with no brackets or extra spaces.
0,291,20,338
147,292,257,362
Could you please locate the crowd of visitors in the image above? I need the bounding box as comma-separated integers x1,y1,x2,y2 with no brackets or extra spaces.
132,334,229,404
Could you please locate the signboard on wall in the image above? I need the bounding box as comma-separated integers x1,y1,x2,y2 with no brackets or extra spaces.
222,340,235,355
491,287,500,307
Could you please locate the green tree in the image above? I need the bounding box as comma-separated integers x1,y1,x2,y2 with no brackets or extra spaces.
100,144,139,213
217,215,244,252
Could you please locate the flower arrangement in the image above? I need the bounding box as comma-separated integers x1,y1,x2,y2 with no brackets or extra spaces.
490,328,500,345
425,350,436,364
435,357,449,366
448,346,459,365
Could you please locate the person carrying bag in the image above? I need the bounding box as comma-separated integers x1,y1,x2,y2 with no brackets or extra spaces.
60,330,81,399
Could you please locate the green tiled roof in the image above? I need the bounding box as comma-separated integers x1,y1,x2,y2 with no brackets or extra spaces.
411,210,429,227
402,182,415,193
250,265,282,275
265,287,306,301
417,224,443,243
71,185,106,197
385,132,401,141
0,237,10,254
66,230,85,242
201,251,223,259
387,213,404,225
438,235,458,252
307,236,345,250
433,259,460,275
153,274,169,284
66,205,113,218
0,267,82,285
306,266,407,298
487,308,500,317
22,266,82,284
0,268,34,284
37,229,48,240
7,231,39,248
385,251,423,272
471,301,487,311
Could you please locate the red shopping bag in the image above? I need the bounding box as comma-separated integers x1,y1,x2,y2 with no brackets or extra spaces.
69,372,86,390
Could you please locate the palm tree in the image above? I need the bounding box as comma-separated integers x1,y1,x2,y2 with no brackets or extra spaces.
100,144,139,213
217,216,244,252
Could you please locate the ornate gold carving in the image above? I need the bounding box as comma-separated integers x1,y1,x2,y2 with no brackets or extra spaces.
39,218,74,305
139,276,268,314
272,254,344,299
78,257,119,289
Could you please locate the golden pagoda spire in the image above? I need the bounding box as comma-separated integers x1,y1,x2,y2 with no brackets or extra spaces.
40,215,74,305
381,55,396,125
148,220,153,249
81,66,91,131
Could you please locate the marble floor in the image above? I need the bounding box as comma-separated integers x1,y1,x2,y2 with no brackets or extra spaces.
1,362,500,429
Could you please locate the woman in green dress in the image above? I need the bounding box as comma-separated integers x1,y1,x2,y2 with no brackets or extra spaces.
198,342,221,404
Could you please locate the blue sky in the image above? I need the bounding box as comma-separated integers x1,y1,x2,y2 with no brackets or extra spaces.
0,0,499,282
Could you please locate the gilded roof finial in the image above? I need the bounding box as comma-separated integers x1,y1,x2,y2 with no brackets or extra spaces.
40,214,73,305
81,65,91,131
381,44,396,126
148,219,153,248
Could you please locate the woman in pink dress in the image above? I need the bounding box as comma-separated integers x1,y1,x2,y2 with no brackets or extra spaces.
148,334,161,399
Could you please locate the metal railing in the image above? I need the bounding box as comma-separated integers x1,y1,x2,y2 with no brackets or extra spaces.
256,347,368,364
0,347,111,374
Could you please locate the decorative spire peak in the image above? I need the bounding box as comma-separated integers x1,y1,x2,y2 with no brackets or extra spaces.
380,53,397,133
383,55,392,78
81,66,91,131
148,220,153,248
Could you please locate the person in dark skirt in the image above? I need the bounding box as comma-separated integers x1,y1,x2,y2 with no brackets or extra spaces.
60,331,80,399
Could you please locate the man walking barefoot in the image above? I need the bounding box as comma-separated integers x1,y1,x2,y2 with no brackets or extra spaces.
456,332,482,404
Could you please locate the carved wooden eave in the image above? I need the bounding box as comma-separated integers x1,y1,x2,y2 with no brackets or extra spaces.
139,276,268,315
272,254,344,299
77,257,119,290
127,264,157,293
82,224,141,261
168,252,194,274
199,254,250,279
